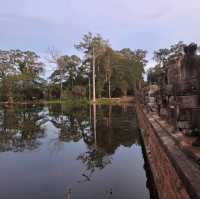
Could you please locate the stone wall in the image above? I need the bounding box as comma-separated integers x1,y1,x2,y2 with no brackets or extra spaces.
137,104,194,199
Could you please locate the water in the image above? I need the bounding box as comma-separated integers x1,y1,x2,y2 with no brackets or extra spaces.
0,104,152,199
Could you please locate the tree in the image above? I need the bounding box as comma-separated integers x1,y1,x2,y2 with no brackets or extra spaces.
48,48,65,101
14,50,44,101
154,41,186,66
153,48,170,66
49,54,81,100
117,48,147,95
0,49,44,102
152,41,187,86
170,41,186,58
147,64,165,85
66,55,81,89
99,47,114,98
0,32,149,102
0,50,18,102
75,32,108,102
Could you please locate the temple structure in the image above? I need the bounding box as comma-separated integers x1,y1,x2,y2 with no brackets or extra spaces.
144,43,200,146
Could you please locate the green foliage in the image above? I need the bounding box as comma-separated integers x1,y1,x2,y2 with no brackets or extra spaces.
0,32,147,103
147,64,165,84
44,98,89,107
75,33,147,98
50,55,81,87
153,41,186,66
72,85,86,98
96,98,118,105
0,50,44,102
150,41,189,85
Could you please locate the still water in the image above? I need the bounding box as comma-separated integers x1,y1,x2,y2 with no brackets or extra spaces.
0,104,152,199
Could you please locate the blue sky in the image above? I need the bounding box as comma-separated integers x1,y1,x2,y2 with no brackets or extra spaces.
1,0,200,72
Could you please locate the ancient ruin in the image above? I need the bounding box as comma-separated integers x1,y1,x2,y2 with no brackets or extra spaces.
143,43,200,146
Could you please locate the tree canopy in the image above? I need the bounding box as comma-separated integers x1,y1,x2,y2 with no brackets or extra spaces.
0,33,147,102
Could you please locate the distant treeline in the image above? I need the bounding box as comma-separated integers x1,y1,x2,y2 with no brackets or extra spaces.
0,32,147,103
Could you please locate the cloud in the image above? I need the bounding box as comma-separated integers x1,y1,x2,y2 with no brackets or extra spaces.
0,0,200,57
0,13,77,54
1,0,200,78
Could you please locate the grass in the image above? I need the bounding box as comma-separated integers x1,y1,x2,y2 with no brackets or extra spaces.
0,97,134,107
44,98,118,106
0,98,89,108
95,98,121,105
42,98,89,106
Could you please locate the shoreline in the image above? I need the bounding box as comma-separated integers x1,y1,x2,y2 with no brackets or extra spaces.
0,96,135,106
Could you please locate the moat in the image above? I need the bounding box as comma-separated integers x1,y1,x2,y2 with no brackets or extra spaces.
0,104,151,199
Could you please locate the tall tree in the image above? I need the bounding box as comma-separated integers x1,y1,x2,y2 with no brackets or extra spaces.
75,32,108,102
48,47,65,101
49,54,81,99
100,47,113,98
0,49,44,102
14,50,44,100
119,48,147,94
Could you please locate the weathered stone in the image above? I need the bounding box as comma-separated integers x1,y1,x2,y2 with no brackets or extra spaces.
177,95,200,109
137,104,200,199
137,105,191,199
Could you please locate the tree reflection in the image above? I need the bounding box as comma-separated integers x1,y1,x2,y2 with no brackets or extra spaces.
0,105,46,152
95,105,139,153
48,104,139,182
48,104,91,143
77,105,139,182
77,146,112,182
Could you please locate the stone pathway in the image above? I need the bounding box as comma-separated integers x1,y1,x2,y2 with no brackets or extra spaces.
152,113,200,166
138,106,200,199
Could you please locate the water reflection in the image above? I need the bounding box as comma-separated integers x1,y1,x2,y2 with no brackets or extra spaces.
0,104,151,199
47,104,140,184
95,105,139,153
0,104,140,175
0,105,46,152
48,104,91,143
0,104,139,153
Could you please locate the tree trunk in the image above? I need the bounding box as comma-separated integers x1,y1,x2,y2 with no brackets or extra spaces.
6,78,14,104
71,79,73,90
123,89,127,96
108,105,112,127
60,71,63,101
93,103,97,146
60,82,63,101
88,77,91,101
92,47,96,103
108,78,111,98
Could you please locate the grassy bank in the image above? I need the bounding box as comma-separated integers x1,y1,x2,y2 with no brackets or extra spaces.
95,97,134,105
95,98,121,105
43,98,89,107
0,98,89,108
0,96,134,107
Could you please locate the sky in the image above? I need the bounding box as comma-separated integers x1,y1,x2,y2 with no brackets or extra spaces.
1,0,200,75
